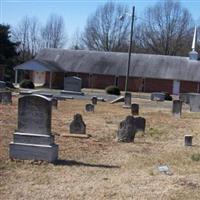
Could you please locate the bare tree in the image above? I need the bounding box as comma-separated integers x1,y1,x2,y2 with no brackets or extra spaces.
134,0,193,56
12,16,41,61
41,14,67,48
82,2,130,52
70,28,85,50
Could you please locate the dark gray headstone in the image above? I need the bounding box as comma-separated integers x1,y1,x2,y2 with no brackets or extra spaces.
131,104,139,115
18,95,52,134
184,135,193,146
9,94,58,163
70,114,86,134
123,92,132,108
134,117,146,132
151,92,165,101
0,91,12,104
117,116,136,142
0,81,6,89
64,76,82,92
91,96,98,105
85,104,94,112
172,100,182,117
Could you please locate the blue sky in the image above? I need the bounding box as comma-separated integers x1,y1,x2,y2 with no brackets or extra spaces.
1,0,200,42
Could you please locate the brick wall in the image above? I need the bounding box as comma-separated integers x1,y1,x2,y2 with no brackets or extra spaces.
118,76,144,91
45,72,64,89
144,78,173,93
43,71,200,94
180,81,198,93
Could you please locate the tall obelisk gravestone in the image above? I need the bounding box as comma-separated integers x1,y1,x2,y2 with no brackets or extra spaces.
9,94,58,163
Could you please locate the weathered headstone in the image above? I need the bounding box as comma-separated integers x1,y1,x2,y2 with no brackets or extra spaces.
134,117,146,132
172,100,182,117
0,81,6,89
64,76,82,92
151,92,165,101
85,104,94,112
91,96,98,105
117,116,136,142
189,94,200,112
70,114,86,134
123,92,132,108
9,94,58,163
0,91,12,104
184,135,193,146
131,104,139,115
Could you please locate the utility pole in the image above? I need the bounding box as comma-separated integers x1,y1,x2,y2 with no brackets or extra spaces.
125,6,135,93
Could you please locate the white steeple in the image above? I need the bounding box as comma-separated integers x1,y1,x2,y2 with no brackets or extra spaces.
189,26,198,60
192,26,197,51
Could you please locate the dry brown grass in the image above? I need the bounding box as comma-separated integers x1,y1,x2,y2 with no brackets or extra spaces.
0,96,200,200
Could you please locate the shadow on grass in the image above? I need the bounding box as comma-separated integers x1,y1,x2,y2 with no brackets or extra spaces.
54,159,120,169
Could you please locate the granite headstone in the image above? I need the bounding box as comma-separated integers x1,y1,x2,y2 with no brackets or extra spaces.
9,94,58,163
64,76,82,92
70,114,86,134
117,116,136,142
123,92,132,108
172,100,182,117
91,96,98,105
85,104,94,112
131,104,139,115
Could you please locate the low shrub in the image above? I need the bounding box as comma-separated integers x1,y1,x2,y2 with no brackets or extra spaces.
162,92,173,101
19,79,35,89
105,85,120,95
191,153,200,161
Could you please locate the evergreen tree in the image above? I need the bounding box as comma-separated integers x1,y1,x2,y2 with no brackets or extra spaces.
0,24,19,81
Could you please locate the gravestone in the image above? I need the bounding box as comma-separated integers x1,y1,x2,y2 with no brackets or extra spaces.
189,94,200,112
134,117,146,132
123,92,132,108
131,104,139,115
64,76,82,92
172,100,182,117
0,91,12,104
91,96,98,105
184,135,193,146
0,81,6,89
117,116,136,142
9,94,58,163
70,114,86,134
151,92,165,101
85,104,94,112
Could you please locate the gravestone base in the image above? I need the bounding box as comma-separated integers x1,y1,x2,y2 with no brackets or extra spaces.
10,142,58,163
9,132,58,163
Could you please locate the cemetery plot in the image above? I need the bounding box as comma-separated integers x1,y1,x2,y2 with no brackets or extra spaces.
0,96,200,200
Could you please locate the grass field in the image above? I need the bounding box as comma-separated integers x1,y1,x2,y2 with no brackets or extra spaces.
0,96,200,200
